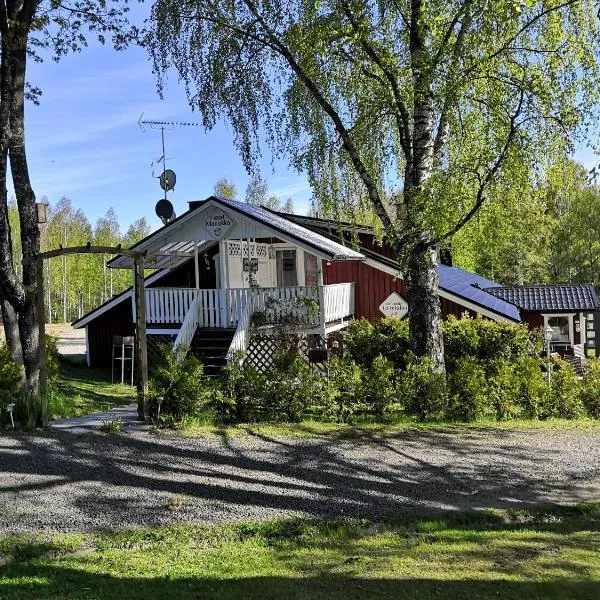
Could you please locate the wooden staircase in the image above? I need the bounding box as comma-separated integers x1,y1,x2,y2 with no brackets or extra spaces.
189,328,236,377
563,354,585,376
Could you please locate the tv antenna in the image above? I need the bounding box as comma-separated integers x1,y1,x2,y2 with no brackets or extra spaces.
138,114,203,224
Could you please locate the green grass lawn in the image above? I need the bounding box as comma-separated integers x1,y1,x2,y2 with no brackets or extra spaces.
168,416,600,441
1,505,599,599
49,357,136,419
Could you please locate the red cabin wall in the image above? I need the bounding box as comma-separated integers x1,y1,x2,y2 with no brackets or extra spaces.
324,260,475,322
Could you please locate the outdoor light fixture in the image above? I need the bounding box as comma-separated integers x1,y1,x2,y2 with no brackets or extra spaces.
203,252,211,271
331,340,339,349
36,201,49,225
156,396,164,420
5,403,15,429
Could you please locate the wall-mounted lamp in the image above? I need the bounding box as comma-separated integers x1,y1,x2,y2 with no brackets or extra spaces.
36,201,49,225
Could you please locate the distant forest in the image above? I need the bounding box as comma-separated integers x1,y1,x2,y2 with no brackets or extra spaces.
6,159,600,324
7,197,150,324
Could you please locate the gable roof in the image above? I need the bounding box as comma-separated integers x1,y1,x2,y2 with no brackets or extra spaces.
484,284,600,312
108,196,364,269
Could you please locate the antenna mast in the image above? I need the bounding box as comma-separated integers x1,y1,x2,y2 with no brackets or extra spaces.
138,114,203,224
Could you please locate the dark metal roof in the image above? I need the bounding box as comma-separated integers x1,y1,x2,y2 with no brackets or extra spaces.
210,197,365,260
484,284,600,312
109,196,364,268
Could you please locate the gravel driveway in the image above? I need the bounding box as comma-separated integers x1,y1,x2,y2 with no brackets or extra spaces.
1,427,599,533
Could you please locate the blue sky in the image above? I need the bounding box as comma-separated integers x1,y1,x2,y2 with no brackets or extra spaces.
19,23,598,233
22,38,312,232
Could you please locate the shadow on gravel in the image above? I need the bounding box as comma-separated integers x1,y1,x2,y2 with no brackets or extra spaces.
0,427,597,532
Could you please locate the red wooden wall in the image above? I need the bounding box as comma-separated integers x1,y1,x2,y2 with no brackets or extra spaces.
324,260,475,322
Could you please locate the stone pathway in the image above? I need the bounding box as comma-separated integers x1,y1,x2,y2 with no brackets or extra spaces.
51,403,145,434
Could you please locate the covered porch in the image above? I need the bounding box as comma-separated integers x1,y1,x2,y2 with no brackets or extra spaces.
108,197,364,358
144,283,355,333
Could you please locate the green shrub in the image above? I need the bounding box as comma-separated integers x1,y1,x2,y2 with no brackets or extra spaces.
344,317,410,369
317,357,364,423
487,359,523,420
99,417,124,433
398,354,448,421
443,316,481,371
448,357,490,421
345,316,539,375
362,355,400,421
443,315,540,372
582,360,600,419
149,344,210,419
45,335,60,381
549,360,584,419
0,343,23,409
514,356,550,419
268,352,320,422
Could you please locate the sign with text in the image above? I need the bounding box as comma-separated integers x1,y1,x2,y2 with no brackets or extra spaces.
379,292,408,319
204,211,233,239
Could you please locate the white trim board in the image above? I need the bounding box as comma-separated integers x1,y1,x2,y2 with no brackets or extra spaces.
437,289,518,323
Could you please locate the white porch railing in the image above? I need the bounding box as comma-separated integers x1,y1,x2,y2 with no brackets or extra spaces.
226,302,253,364
323,283,355,323
146,288,198,323
148,284,355,330
172,295,200,362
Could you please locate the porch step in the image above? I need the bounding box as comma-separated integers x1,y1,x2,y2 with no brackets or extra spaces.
563,354,585,376
190,328,236,377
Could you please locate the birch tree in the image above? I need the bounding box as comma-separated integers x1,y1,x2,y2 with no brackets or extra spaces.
148,0,600,371
0,1,136,416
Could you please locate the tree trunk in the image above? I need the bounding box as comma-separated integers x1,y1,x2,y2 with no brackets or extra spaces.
404,242,445,372
1,299,22,363
9,23,41,411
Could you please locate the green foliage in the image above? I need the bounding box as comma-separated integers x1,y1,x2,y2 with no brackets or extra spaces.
549,361,584,420
398,354,448,422
362,355,400,421
487,359,524,421
317,357,365,423
448,357,489,422
99,417,124,434
443,316,540,370
0,343,23,408
344,318,411,369
269,352,321,422
149,345,210,420
581,360,600,419
515,357,552,420
45,335,60,382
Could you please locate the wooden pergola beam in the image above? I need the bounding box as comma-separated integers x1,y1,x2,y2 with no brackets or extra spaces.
35,244,150,426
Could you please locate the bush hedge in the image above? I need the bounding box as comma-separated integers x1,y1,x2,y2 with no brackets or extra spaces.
151,316,599,426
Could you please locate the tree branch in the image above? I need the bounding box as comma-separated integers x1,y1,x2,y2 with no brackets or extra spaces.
340,2,411,159
239,0,395,235
441,89,526,241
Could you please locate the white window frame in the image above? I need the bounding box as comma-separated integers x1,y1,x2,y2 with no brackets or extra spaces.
542,313,575,346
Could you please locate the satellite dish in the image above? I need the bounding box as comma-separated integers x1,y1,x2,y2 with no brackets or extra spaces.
155,199,175,224
159,169,176,191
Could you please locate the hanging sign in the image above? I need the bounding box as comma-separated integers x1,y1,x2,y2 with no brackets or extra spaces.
204,211,233,239
379,292,408,319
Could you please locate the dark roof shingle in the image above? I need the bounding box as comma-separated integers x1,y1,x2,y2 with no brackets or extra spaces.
484,284,600,312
